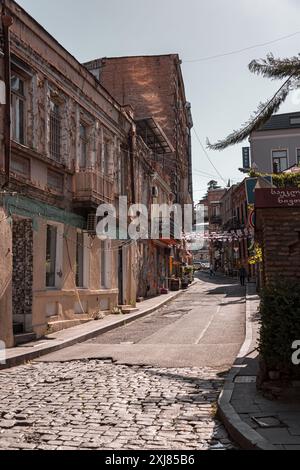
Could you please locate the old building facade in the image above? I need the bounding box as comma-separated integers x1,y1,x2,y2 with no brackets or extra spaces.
84,55,193,206
0,0,137,346
250,112,300,174
0,1,193,348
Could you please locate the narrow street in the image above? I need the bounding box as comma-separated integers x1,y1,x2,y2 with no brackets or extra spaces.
0,275,245,451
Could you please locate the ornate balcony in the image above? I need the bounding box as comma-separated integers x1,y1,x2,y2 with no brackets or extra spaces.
73,168,114,208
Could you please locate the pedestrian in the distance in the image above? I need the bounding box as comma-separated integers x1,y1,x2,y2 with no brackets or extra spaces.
209,264,215,278
239,266,247,286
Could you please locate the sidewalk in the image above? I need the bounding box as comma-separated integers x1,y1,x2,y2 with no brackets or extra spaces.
1,288,185,370
218,283,300,450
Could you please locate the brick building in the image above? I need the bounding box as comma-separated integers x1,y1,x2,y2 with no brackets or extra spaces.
201,188,226,267
84,55,193,205
255,188,300,286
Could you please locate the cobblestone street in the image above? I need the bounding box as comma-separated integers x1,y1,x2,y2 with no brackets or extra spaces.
0,276,245,451
0,360,232,450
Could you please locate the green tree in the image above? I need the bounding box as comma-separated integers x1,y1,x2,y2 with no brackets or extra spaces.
207,180,220,190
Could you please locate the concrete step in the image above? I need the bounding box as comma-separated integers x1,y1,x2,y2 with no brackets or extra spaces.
14,332,37,346
120,306,139,314
47,319,91,334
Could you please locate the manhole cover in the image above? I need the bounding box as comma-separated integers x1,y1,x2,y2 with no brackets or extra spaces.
234,376,257,384
251,416,285,428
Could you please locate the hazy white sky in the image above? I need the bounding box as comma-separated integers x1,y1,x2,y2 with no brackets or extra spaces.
17,0,300,199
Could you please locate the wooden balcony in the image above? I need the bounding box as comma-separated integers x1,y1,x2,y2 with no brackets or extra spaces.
73,168,114,207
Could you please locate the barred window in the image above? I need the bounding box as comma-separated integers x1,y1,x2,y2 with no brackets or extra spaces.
47,169,64,193
50,100,61,161
11,74,26,144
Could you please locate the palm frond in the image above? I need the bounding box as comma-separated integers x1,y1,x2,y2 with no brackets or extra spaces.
207,76,295,151
249,53,300,80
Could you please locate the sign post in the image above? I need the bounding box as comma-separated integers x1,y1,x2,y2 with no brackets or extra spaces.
242,147,250,169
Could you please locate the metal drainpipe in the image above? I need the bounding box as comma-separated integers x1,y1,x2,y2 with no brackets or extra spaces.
1,2,13,189
129,125,136,205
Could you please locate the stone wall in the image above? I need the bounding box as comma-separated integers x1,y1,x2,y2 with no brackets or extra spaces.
12,218,33,333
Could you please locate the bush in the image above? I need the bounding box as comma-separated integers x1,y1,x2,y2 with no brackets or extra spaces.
259,281,300,377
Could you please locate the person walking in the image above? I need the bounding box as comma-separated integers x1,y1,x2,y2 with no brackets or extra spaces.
239,266,247,286
209,263,215,278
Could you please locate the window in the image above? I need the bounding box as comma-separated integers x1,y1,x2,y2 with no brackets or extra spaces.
79,123,88,168
50,100,61,161
11,74,26,144
103,140,110,175
100,241,106,288
290,117,300,125
297,149,300,166
212,205,220,217
272,150,288,173
47,170,64,193
11,155,30,177
46,225,57,288
46,223,63,288
76,232,84,288
241,204,245,225
100,240,111,289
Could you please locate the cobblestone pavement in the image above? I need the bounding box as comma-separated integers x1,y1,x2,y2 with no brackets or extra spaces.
0,360,234,450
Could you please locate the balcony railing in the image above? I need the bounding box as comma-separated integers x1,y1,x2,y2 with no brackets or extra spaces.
73,168,114,206
210,216,222,225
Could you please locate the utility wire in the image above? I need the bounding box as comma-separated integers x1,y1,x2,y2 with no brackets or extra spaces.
193,127,227,185
183,30,300,63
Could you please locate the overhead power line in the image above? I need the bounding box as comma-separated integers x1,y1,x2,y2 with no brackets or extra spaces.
183,30,300,63
193,127,228,185
193,168,220,178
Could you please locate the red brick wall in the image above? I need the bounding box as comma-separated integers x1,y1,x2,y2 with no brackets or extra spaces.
99,55,178,146
90,55,191,200
257,208,300,284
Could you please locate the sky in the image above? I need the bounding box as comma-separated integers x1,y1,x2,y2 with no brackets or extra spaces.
16,0,300,200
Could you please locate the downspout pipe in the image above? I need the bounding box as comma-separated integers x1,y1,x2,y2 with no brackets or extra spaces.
1,1,13,189
129,124,136,205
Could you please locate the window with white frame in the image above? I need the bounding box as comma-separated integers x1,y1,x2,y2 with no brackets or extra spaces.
76,232,84,288
46,225,57,288
100,240,111,289
272,150,288,173
50,100,61,161
46,223,63,288
79,123,88,168
11,74,26,144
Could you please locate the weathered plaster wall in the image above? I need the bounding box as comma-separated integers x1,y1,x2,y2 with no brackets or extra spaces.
0,208,13,348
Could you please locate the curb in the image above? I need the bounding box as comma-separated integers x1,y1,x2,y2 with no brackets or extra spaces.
1,287,188,370
217,284,276,450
